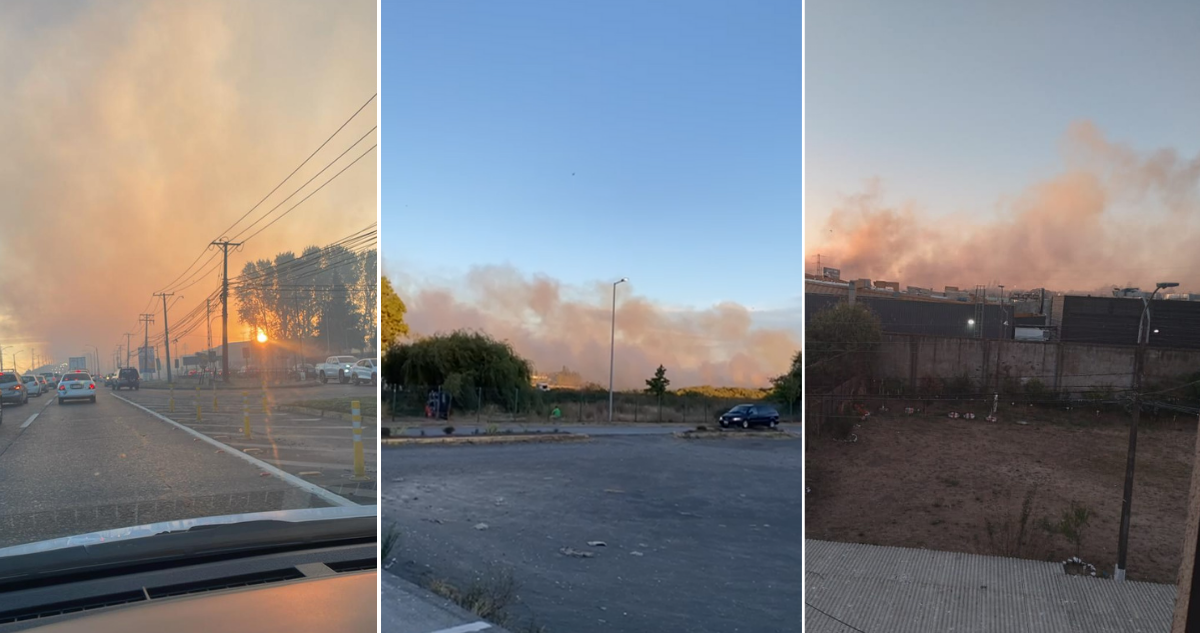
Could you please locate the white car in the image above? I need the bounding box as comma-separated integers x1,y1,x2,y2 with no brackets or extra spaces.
21,374,43,397
350,359,377,386
316,356,358,384
57,370,97,404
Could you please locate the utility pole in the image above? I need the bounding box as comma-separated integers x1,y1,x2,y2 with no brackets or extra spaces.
125,332,134,368
139,314,154,376
206,297,214,371
211,240,242,382
155,292,175,383
1116,281,1179,581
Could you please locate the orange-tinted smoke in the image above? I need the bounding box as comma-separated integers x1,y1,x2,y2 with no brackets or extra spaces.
397,266,800,389
0,0,376,366
813,122,1200,293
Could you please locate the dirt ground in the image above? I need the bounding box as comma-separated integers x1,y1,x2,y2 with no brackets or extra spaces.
805,401,1197,584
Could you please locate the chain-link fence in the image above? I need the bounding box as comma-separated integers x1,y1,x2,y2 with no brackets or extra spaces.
383,385,798,424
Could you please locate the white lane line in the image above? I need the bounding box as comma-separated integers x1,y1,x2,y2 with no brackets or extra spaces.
19,397,55,428
426,623,492,633
110,392,356,508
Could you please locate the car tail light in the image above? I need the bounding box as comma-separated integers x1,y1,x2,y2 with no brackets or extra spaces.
13,385,20,391
89,383,95,389
59,385,66,391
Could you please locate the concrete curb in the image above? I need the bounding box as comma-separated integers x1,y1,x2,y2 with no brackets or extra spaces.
382,433,589,446
674,429,799,440
382,571,510,633
136,382,322,391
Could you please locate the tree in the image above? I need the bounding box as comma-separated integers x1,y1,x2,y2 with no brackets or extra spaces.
645,364,670,397
384,330,535,411
382,276,408,348
806,302,883,388
770,350,802,408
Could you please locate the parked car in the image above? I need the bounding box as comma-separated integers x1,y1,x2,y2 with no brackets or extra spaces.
21,374,43,397
316,356,358,384
0,372,28,406
718,403,781,429
57,370,96,404
350,359,377,386
114,367,140,391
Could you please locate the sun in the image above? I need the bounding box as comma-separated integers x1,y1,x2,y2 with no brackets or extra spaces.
256,329,268,343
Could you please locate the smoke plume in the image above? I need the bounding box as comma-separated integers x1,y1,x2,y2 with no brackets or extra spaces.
812,121,1200,293
394,266,800,389
0,0,377,369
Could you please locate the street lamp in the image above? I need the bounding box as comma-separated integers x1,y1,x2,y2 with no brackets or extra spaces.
0,346,10,372
1115,280,1178,581
608,278,628,423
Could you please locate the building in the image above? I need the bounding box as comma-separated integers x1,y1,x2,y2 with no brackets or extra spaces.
1051,295,1200,349
806,293,1014,340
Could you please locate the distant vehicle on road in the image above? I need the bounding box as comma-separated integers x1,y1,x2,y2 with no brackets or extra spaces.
21,374,43,397
350,359,377,386
114,367,140,391
718,404,781,429
0,371,28,406
58,370,97,404
316,356,358,384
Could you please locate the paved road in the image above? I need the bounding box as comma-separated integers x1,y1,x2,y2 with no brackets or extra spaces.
113,381,378,503
0,390,333,549
383,435,802,633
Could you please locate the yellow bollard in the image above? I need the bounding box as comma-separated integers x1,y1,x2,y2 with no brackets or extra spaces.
352,400,365,479
195,385,200,412
212,381,218,411
242,390,251,439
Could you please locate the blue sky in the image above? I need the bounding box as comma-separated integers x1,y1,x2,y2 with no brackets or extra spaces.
383,0,801,313
805,0,1200,291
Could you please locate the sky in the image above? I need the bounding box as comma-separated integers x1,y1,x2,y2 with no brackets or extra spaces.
0,0,377,374
806,0,1200,294
384,0,802,388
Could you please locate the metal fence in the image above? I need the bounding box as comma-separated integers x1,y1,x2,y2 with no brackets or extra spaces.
382,385,798,424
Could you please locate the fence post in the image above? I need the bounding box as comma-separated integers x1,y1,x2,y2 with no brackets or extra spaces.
579,394,583,422
512,388,517,422
477,387,482,424
212,380,218,411
169,383,175,413
391,384,397,420
242,390,251,439
195,385,202,422
352,400,365,479
658,395,663,422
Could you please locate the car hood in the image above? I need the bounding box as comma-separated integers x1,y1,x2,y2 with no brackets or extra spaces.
0,504,376,559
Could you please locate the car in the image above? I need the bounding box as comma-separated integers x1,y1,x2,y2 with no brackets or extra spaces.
0,371,27,406
114,367,140,390
57,370,97,404
350,359,377,386
718,403,781,429
36,375,50,393
21,374,43,397
316,356,358,384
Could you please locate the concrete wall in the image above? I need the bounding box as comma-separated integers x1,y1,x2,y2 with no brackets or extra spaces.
876,333,1200,394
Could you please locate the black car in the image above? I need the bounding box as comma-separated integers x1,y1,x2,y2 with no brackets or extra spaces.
115,367,140,390
718,403,780,429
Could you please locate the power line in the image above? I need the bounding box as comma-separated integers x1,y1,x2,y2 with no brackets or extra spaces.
240,143,377,244
806,602,868,633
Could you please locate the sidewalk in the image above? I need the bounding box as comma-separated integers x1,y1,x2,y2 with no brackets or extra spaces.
382,571,509,633
805,539,1175,633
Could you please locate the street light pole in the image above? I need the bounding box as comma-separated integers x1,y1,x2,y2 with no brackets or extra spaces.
608,278,627,423
1116,281,1178,581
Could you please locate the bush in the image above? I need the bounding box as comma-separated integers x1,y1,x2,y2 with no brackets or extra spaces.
443,426,455,435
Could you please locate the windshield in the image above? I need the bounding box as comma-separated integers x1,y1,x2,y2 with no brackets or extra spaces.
0,0,378,573
728,405,753,413
337,356,358,364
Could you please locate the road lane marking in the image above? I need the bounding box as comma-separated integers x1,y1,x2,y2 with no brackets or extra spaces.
110,392,356,508
427,624,492,633
19,397,56,428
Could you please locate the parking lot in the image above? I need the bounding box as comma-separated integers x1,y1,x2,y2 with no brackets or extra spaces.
113,380,378,503
383,434,802,633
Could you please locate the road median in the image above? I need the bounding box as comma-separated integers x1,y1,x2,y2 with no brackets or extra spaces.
674,428,799,440
383,432,589,446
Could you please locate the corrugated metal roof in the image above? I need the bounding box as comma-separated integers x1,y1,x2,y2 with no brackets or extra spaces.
805,540,1175,633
